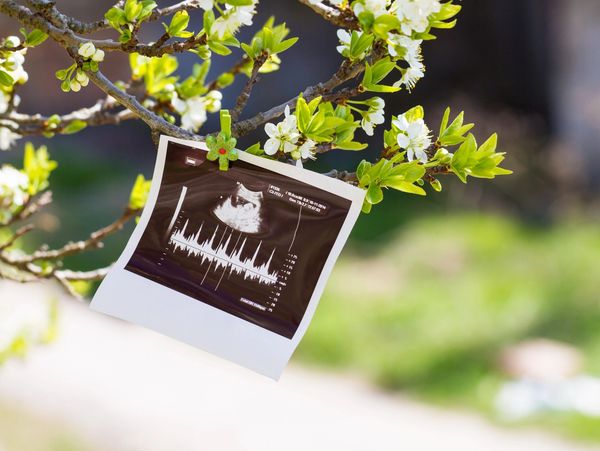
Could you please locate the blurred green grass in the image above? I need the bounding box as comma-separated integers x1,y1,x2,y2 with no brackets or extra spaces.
296,213,600,441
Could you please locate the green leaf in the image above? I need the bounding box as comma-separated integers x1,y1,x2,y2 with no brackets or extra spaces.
139,0,157,21
404,105,424,122
105,7,126,28
296,97,311,132
61,120,87,135
373,14,401,37
24,29,48,47
439,107,450,137
208,39,232,56
0,70,14,87
387,161,426,183
356,160,371,181
348,31,374,60
23,143,57,195
366,183,384,205
335,141,368,151
223,0,254,5
383,179,427,196
478,133,498,155
245,143,264,156
361,199,372,214
361,58,400,93
363,84,400,93
273,37,298,54
129,174,151,210
125,0,143,22
370,58,396,84
167,10,191,37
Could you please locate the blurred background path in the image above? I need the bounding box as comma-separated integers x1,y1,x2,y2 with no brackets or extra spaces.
0,282,595,451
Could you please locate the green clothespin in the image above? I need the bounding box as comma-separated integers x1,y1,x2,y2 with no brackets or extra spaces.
206,110,238,171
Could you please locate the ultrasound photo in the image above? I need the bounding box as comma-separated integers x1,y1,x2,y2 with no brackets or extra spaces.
125,140,353,338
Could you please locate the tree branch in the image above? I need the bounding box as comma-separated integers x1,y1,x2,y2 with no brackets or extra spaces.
297,0,360,30
0,98,136,136
86,70,198,140
54,266,111,282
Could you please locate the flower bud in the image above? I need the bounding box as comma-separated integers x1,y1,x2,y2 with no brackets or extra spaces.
75,70,86,82
5,36,20,48
75,70,89,86
92,49,105,62
78,42,96,59
429,178,442,192
434,147,453,164
70,79,81,92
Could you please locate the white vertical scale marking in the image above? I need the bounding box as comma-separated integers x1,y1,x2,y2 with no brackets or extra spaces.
166,186,188,236
288,205,302,252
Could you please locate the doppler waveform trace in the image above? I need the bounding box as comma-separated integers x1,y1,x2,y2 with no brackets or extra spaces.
169,219,279,287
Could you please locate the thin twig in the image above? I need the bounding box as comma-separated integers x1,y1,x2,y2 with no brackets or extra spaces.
6,208,139,264
230,52,268,122
206,56,250,91
0,224,34,251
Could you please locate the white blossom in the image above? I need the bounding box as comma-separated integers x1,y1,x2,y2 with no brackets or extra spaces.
0,124,21,151
387,35,425,90
394,62,424,90
263,106,300,155
171,90,222,131
172,93,208,132
205,90,222,113
0,91,9,114
91,48,105,62
297,139,317,160
1,50,28,84
361,97,385,136
0,88,21,147
211,1,257,39
391,0,441,35
353,0,390,18
0,165,28,209
336,29,352,56
78,42,96,59
197,0,214,10
393,113,431,163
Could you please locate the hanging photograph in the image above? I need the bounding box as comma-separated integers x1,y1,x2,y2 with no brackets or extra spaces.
91,136,364,378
